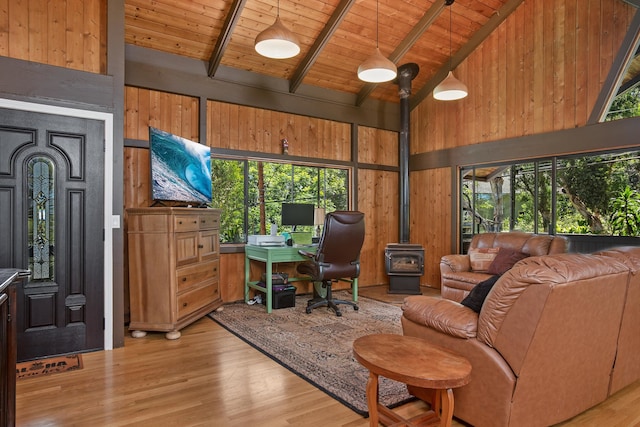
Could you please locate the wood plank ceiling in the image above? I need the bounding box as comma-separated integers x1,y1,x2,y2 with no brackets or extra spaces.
124,0,519,105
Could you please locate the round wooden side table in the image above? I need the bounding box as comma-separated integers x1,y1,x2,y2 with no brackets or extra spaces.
353,334,471,427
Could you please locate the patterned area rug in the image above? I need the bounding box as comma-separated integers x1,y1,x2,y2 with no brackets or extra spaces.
208,291,414,416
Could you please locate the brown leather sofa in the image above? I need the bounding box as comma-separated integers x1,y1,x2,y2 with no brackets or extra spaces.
595,246,640,395
440,232,569,302
402,247,640,427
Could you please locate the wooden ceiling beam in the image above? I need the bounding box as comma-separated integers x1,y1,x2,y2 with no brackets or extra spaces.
289,0,357,93
410,0,525,110
207,0,248,78
356,0,447,107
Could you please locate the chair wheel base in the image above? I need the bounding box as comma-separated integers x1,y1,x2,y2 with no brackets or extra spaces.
305,295,358,316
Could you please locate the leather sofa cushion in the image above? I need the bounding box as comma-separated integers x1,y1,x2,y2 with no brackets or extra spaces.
402,296,478,339
487,248,529,275
469,247,500,272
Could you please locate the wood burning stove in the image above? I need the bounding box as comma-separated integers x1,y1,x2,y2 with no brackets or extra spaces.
385,64,423,294
385,243,424,294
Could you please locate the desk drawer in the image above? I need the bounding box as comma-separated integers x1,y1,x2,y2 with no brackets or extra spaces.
176,260,219,293
178,280,219,318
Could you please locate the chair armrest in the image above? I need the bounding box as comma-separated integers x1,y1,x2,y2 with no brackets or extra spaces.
298,249,315,258
402,296,478,339
440,254,471,274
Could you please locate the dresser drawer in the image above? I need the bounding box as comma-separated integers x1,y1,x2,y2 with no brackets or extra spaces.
178,280,220,318
199,213,220,230
176,260,219,293
174,215,200,232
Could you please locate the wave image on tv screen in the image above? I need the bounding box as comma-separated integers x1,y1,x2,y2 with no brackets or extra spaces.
149,127,212,204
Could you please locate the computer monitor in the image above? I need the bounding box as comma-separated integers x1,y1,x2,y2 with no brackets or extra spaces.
281,203,315,227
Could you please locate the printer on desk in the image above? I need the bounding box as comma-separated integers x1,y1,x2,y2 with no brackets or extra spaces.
247,234,286,246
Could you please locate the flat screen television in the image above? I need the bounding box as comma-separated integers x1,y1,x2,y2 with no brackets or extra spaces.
149,127,212,205
281,203,315,226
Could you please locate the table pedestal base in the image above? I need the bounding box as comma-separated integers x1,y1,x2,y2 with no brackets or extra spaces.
367,372,455,427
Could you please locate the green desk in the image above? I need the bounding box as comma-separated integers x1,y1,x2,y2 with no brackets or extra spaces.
244,245,358,313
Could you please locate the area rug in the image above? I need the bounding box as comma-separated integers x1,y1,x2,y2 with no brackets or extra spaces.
208,291,414,416
16,354,83,379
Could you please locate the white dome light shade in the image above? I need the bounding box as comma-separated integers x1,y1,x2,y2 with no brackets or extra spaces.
357,48,398,83
433,71,468,101
255,17,300,59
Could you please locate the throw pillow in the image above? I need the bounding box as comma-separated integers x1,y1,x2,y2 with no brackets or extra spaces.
460,275,501,313
468,247,500,272
487,248,529,275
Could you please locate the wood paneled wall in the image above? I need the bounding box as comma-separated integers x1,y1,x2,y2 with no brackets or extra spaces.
123,87,200,208
124,87,200,142
410,169,451,287
409,0,636,287
124,87,400,304
358,169,399,287
207,100,351,160
412,0,635,154
0,0,107,74
358,126,398,166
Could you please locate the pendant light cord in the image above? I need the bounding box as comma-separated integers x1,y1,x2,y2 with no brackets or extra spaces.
448,3,452,71
277,0,280,18
446,0,454,71
376,0,380,49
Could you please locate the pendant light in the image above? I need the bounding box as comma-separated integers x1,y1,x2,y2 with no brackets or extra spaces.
255,0,300,59
433,0,468,101
357,0,397,83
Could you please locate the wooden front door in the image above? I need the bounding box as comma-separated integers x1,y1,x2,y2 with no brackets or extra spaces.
0,108,104,361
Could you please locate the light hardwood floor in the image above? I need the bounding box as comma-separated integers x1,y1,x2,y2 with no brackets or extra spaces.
15,286,640,426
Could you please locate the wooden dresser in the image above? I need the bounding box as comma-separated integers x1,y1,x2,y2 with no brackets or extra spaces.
127,207,222,339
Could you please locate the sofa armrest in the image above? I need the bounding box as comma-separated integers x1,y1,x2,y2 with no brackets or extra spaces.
402,296,478,339
440,254,471,274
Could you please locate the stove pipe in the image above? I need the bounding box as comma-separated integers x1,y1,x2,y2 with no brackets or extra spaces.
396,63,419,244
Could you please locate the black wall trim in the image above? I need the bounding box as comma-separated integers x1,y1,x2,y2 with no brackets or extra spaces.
210,147,355,168
356,163,399,172
124,138,149,149
107,0,126,349
410,116,640,171
0,56,114,111
126,137,400,173
125,45,401,132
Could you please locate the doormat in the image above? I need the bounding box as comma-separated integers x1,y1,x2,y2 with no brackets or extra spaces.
16,354,83,379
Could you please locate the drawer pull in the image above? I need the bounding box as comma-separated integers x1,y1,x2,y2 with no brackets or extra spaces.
182,277,187,282
178,221,183,224
183,302,188,307
198,244,204,248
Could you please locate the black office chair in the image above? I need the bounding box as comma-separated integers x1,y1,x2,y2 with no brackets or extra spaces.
296,211,365,316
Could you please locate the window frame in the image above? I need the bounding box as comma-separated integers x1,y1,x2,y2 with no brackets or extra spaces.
212,154,353,245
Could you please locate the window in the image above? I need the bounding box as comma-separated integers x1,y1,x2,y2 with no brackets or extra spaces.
460,149,640,248
212,158,350,243
27,156,56,280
